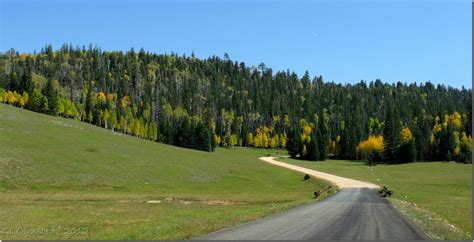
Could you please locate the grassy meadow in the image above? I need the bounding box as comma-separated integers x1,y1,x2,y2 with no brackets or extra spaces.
279,157,472,240
0,104,334,240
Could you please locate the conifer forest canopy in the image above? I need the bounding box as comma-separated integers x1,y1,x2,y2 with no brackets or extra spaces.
0,45,471,163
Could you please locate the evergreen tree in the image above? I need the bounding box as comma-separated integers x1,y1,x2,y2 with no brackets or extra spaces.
383,103,401,164
339,127,350,159
42,78,58,115
340,125,357,160
85,85,94,122
27,88,44,112
8,72,19,91
317,121,327,161
20,67,33,94
414,116,431,161
398,141,416,163
195,122,212,152
306,132,319,161
438,124,456,161
286,129,299,158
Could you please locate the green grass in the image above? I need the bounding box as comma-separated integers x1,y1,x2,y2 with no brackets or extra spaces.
0,104,334,240
279,157,472,240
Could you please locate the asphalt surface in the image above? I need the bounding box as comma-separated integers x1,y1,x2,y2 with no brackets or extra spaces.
197,188,428,240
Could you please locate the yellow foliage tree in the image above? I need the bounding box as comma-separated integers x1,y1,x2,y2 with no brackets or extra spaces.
107,93,115,103
442,114,449,128
400,127,414,143
103,109,111,129
454,131,472,156
274,134,280,148
210,120,216,133
269,136,277,149
356,135,384,160
214,135,222,147
97,92,106,104
4,91,19,105
246,132,254,146
449,112,462,130
19,92,29,108
132,119,141,137
120,96,131,109
262,132,269,148
280,133,287,148
254,131,262,148
432,116,442,136
460,132,472,151
229,134,238,147
300,124,312,143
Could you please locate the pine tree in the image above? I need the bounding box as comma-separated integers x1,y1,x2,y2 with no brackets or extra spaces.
383,103,401,164
28,88,43,112
85,85,93,122
42,78,58,115
340,125,357,160
8,72,19,92
20,67,33,94
398,141,416,163
439,124,456,161
339,127,350,159
286,129,299,158
414,116,431,161
195,122,212,152
306,132,319,161
317,121,327,160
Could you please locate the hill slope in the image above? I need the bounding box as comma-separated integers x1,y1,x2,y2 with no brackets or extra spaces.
0,104,333,239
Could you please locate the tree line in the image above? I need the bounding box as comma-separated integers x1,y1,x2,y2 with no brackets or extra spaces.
0,44,471,163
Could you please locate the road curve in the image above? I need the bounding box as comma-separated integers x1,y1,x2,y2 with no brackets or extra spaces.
197,188,428,240
259,156,379,188
196,157,428,240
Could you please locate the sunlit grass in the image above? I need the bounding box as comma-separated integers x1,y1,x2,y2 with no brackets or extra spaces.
279,157,472,240
0,104,333,239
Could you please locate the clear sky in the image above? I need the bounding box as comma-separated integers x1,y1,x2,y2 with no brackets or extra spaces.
0,0,471,88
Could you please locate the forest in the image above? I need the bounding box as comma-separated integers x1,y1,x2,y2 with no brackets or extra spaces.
0,44,471,163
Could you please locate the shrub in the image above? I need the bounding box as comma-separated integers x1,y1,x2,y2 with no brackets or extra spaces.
366,150,383,166
378,186,393,197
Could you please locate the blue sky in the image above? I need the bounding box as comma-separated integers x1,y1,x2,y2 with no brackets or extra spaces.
0,0,471,88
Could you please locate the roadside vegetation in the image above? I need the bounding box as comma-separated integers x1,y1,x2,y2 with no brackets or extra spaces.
279,157,472,240
0,104,334,240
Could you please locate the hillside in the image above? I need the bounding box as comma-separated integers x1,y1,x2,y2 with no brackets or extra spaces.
0,104,333,239
1,47,471,162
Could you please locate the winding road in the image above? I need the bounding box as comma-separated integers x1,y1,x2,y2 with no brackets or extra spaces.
197,157,428,240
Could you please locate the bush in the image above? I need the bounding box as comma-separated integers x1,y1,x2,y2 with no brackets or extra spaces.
366,150,383,166
378,186,393,197
396,141,416,164
314,186,332,198
303,174,311,180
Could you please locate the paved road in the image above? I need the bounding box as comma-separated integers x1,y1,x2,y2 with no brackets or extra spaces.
198,188,428,240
